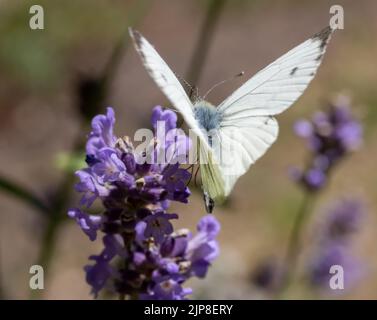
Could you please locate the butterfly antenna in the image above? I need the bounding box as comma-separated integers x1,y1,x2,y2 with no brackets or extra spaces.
175,72,199,101
203,71,245,100
189,86,199,101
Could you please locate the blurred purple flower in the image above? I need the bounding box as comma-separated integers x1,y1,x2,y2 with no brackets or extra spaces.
308,244,362,290
69,106,220,299
291,95,362,191
186,215,221,277
293,120,313,138
307,199,365,292
322,199,364,242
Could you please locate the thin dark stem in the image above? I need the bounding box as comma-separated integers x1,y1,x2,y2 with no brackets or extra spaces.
30,165,77,299
101,0,152,89
0,176,49,214
285,194,313,274
186,0,227,92
276,193,316,297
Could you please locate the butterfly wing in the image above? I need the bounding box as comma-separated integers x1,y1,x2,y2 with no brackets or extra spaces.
199,139,227,207
209,27,333,200
218,27,333,117
210,116,279,200
130,27,334,209
129,28,210,150
130,29,224,210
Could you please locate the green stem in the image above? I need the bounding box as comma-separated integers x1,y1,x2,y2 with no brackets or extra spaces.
30,213,64,299
30,169,77,299
101,0,153,89
186,0,227,90
285,194,313,275
277,193,316,297
0,176,49,214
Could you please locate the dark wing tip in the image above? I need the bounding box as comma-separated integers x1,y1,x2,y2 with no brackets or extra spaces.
312,26,334,49
129,27,143,49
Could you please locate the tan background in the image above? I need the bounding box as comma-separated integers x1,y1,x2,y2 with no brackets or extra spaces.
0,0,376,299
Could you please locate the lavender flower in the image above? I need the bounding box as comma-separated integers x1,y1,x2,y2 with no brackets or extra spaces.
307,199,365,291
308,244,362,290
68,106,220,299
291,95,362,191
321,199,364,242
68,208,103,241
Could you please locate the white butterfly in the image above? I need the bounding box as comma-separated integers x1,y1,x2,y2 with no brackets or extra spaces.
129,27,333,213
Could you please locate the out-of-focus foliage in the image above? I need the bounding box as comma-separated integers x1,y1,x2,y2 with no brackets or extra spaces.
55,151,86,174
0,0,129,90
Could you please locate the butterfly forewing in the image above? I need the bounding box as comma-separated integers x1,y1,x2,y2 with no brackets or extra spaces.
129,28,210,151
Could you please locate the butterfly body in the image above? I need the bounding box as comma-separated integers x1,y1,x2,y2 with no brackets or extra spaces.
129,27,334,213
193,101,222,143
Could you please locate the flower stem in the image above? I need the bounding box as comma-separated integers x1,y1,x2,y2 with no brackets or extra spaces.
186,0,227,91
30,171,76,299
0,176,49,215
277,193,316,297
286,194,312,271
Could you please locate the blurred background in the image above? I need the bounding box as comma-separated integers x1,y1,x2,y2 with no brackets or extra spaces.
1,0,377,299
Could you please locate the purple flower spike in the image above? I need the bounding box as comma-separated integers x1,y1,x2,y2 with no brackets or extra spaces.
74,169,110,207
308,244,363,291
307,198,366,293
304,168,326,190
291,95,362,192
86,107,116,157
322,199,364,243
294,120,313,138
68,208,103,241
69,106,220,299
152,105,177,133
85,254,115,298
144,212,178,243
197,214,221,239
186,215,221,277
150,278,192,300
92,148,126,182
